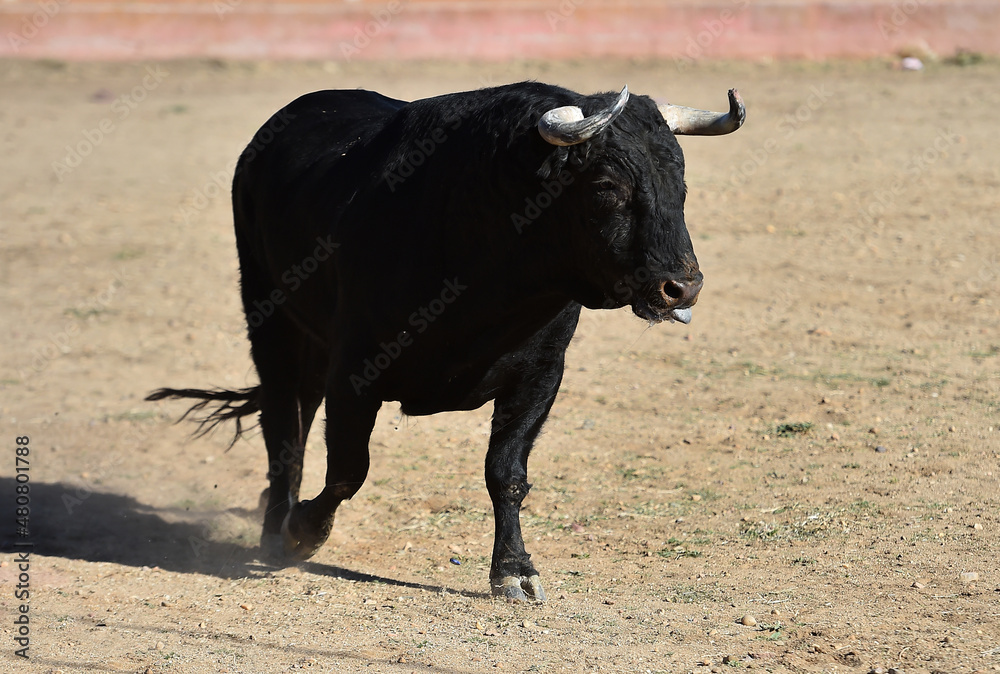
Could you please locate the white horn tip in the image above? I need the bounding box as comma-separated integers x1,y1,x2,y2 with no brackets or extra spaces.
542,106,585,125
613,85,629,111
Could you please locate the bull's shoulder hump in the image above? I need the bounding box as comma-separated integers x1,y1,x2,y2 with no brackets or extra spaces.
281,89,408,120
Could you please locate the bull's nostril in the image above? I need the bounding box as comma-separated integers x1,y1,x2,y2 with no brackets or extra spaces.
659,277,703,308
661,280,685,300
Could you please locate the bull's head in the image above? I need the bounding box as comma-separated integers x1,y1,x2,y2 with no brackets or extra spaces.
534,85,745,324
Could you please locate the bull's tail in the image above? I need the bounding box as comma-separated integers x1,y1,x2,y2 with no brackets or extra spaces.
145,386,261,449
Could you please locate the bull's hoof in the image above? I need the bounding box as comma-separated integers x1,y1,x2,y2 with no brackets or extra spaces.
491,575,547,603
259,532,288,563
280,506,329,561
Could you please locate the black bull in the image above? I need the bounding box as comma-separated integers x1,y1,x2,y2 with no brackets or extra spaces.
148,81,745,602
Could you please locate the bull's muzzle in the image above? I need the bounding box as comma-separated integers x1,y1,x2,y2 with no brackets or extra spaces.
631,272,704,325
653,274,703,324
660,276,703,310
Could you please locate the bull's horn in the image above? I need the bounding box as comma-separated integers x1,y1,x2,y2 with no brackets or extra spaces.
538,85,629,147
658,88,745,136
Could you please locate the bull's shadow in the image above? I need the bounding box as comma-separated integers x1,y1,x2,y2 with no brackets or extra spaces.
0,478,479,596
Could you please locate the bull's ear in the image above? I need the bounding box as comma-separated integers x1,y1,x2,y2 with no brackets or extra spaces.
658,89,745,136
536,147,569,180
538,85,629,146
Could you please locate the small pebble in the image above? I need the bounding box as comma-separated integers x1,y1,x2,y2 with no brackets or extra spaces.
240,603,253,611
155,641,164,650
887,668,902,674
770,609,781,617
901,56,924,70
691,494,702,502
740,614,757,627
521,619,534,629
875,445,888,453
944,635,954,644
959,572,979,583
973,522,983,530
911,581,925,589
723,655,737,664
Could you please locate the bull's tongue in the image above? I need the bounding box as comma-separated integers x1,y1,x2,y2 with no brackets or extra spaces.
668,308,692,324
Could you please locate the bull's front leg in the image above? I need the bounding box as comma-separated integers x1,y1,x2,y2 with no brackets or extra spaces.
485,351,568,603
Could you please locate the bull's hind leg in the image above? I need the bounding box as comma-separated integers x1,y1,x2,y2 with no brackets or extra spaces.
281,384,381,560
249,313,327,560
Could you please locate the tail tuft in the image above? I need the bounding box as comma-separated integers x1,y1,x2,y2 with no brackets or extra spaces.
146,386,261,449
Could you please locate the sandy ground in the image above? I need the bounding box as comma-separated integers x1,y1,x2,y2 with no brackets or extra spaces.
0,57,998,673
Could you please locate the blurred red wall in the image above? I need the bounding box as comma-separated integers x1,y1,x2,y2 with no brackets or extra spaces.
2,0,997,61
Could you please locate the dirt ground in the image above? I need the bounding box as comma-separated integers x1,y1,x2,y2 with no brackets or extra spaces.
1,56,998,674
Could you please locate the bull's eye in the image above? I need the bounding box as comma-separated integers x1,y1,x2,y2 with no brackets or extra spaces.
593,177,629,205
